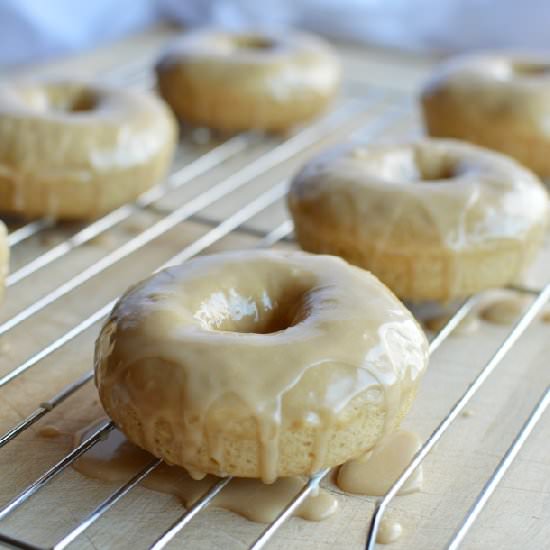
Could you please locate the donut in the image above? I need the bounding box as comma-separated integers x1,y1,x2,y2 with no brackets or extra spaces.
94,250,428,483
287,139,549,303
0,80,177,219
155,29,340,133
421,54,550,178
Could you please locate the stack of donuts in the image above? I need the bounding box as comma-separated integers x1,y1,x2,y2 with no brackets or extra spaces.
3,29,548,484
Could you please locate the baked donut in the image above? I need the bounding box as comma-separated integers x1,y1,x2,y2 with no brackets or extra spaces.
155,29,340,133
0,80,177,219
95,250,428,483
288,139,548,302
421,54,550,178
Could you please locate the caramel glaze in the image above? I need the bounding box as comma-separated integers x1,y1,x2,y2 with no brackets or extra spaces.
94,251,428,483
155,29,340,133
73,422,338,524
336,430,422,496
71,423,425,525
0,79,176,219
376,518,403,544
421,53,550,177
287,139,548,303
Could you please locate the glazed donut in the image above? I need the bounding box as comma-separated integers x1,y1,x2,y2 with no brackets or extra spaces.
0,80,177,219
288,139,549,303
155,29,340,133
95,250,428,483
421,54,550,178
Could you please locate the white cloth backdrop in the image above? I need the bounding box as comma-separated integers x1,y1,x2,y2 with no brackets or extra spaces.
1,0,550,66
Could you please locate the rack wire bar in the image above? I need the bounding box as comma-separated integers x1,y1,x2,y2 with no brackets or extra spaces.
0,100,367,341
149,477,233,550
428,296,480,355
0,371,93,449
7,220,54,247
447,385,550,550
256,220,294,249
6,135,250,287
0,422,114,521
364,282,550,550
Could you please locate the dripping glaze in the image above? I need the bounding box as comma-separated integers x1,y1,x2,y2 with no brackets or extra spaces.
336,430,422,496
94,250,429,483
73,423,338,523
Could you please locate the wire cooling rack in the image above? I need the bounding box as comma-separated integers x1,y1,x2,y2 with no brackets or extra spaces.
0,40,549,550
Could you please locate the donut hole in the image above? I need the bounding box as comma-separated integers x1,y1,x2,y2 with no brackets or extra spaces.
412,146,463,182
18,85,100,114
512,62,550,76
416,159,456,181
49,88,100,113
194,286,311,334
230,35,275,51
362,147,458,183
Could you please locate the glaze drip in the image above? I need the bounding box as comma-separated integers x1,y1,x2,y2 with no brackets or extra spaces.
336,430,422,496
73,423,338,523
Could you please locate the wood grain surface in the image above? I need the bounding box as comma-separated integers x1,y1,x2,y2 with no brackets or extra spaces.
0,26,549,550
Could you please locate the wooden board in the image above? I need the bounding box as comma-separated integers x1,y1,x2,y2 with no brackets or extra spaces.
0,25,549,550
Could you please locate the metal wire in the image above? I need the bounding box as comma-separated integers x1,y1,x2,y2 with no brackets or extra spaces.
428,296,480,354
0,371,93,449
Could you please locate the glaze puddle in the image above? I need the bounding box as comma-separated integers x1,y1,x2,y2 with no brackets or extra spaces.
376,518,403,544
73,422,338,523
336,430,422,496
